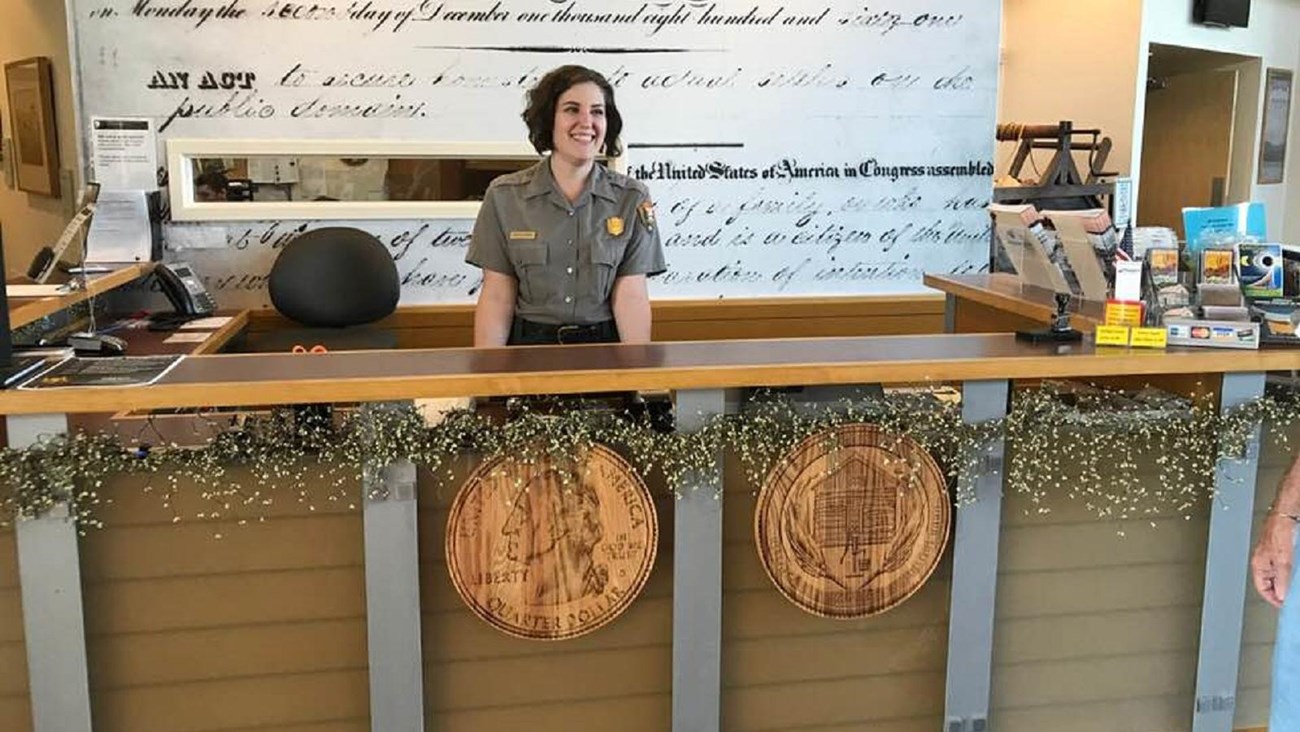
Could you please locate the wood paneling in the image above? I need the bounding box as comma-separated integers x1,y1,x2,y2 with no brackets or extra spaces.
91,670,369,732
417,464,672,731
0,528,30,732
0,698,32,732
3,442,1286,731
721,456,948,731
246,295,949,349
71,469,369,732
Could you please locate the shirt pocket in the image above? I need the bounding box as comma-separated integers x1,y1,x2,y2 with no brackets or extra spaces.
509,243,549,303
590,236,625,298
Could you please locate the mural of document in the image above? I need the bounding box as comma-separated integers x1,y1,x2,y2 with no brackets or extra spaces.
75,0,999,302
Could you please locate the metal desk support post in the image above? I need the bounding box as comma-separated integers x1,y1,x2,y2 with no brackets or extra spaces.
944,379,1010,732
10,413,93,732
672,389,730,732
362,404,424,732
1192,371,1266,732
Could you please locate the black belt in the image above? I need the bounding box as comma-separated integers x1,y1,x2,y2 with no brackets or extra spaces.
510,318,619,345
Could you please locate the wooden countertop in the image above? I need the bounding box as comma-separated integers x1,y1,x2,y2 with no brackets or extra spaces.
107,310,250,357
924,272,1106,329
9,263,154,329
2,332,1298,416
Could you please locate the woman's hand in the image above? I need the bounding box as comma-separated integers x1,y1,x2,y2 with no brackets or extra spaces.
611,274,651,343
474,270,518,347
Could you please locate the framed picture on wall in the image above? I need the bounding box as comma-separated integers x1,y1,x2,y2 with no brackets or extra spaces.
1259,67,1294,185
3,57,59,197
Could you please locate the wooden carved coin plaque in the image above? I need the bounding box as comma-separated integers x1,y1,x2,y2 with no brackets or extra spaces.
446,444,658,640
755,424,950,618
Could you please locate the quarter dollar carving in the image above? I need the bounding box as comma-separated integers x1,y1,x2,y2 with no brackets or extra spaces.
447,444,658,640
755,424,950,618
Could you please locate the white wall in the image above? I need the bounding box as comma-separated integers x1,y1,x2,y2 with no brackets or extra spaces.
1134,0,1300,239
0,0,79,277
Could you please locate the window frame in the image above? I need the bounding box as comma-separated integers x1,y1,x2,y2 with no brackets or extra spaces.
166,138,624,221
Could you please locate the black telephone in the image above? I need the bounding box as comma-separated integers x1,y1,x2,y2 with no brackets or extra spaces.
155,262,217,317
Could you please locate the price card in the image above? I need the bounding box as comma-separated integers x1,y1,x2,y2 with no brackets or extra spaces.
1104,300,1145,327
1094,325,1132,346
1129,327,1168,349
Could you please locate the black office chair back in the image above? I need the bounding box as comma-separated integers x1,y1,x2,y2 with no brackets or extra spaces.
269,226,399,328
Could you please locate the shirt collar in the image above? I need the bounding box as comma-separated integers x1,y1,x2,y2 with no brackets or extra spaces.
590,163,619,203
522,157,618,205
523,158,554,200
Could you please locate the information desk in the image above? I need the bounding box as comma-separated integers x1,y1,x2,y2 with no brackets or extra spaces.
7,263,154,330
923,272,1106,334
0,334,1289,732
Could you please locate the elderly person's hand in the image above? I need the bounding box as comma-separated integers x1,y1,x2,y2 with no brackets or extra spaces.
1253,511,1298,609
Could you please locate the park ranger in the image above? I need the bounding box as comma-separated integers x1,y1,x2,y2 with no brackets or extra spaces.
467,65,666,346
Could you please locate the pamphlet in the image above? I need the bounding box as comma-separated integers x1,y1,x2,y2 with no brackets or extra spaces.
1146,248,1181,287
1182,202,1266,253
85,190,152,263
1239,242,1284,298
90,117,158,191
1199,248,1237,284
19,355,184,389
1253,298,1300,343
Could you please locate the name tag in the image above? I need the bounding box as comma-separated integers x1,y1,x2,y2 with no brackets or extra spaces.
509,230,537,240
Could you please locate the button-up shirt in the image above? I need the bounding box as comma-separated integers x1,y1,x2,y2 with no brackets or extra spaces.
466,158,666,325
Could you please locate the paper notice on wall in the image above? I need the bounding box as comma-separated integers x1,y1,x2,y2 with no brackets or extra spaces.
86,190,152,263
91,117,157,190
1113,177,1133,229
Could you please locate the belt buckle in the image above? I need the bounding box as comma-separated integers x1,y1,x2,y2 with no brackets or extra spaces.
556,324,582,344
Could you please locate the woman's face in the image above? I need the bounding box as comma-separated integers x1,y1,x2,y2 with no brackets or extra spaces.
551,81,606,166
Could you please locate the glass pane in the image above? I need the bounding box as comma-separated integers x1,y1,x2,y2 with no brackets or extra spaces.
189,155,551,203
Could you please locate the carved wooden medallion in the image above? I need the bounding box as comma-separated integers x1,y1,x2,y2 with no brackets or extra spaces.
446,444,658,640
755,424,950,618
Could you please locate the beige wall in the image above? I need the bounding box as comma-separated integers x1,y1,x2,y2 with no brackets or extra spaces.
1001,0,1300,242
0,0,78,278
1135,0,1300,240
998,0,1144,181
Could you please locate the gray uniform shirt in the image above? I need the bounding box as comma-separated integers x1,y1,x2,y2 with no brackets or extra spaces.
466,159,666,325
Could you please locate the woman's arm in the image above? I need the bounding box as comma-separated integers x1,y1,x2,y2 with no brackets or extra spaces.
610,274,651,343
474,270,518,347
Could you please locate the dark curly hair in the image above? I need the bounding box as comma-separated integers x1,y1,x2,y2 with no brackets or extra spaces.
522,65,623,158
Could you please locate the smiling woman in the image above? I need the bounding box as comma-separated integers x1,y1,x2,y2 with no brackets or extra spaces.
464,65,666,347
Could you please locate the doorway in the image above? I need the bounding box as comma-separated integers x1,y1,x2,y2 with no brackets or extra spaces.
1137,43,1260,238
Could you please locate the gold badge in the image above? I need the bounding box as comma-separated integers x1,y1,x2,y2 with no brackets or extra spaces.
637,200,656,230
509,230,538,240
606,217,624,236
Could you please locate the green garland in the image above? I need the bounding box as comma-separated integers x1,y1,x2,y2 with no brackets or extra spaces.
1,383,1297,532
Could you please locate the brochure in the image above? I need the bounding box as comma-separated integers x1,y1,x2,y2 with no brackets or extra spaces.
1182,202,1266,253
1239,242,1284,298
19,355,184,389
